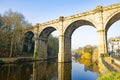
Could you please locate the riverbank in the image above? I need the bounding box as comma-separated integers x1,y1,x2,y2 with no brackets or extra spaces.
0,56,58,64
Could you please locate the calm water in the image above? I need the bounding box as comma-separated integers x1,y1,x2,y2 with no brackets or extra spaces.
0,59,99,80
72,60,99,80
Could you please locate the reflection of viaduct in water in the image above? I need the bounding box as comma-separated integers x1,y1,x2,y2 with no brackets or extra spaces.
32,61,71,80
32,61,58,80
25,3,120,62
58,63,72,80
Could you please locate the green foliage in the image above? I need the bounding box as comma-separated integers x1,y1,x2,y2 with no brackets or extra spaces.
0,59,4,64
0,9,32,57
98,72,120,80
47,35,58,57
95,59,98,64
90,50,93,56
83,45,96,54
104,54,109,57
35,51,39,58
101,53,109,57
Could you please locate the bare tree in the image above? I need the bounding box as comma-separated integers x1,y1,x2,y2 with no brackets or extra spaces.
0,9,32,57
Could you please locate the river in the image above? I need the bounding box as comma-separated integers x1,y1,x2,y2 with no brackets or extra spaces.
0,58,99,80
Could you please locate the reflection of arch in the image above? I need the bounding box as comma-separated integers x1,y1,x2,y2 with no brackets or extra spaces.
64,20,96,38
38,26,58,58
23,31,34,55
105,11,120,33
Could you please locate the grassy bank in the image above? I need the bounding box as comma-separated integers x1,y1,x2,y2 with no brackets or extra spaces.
98,72,120,80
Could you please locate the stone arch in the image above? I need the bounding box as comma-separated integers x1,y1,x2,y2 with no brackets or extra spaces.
61,20,97,62
39,27,56,39
104,11,120,55
25,31,34,35
23,31,35,56
64,20,96,38
105,11,120,33
37,26,58,59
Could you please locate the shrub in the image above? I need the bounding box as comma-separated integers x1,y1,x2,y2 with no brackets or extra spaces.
0,59,4,64
103,53,109,57
35,51,39,58
98,72,120,80
101,53,109,57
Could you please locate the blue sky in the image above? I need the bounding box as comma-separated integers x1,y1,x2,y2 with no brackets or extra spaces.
0,0,120,24
0,0,120,50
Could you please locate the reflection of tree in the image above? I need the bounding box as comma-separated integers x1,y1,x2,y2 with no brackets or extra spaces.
78,59,92,67
80,52,91,59
78,58,99,73
0,61,58,80
0,63,32,80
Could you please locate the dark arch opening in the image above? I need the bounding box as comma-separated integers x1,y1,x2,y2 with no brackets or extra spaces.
39,27,58,58
39,27,56,38
22,31,34,56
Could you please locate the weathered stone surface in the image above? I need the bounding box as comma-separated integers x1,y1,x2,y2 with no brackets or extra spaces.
25,3,120,62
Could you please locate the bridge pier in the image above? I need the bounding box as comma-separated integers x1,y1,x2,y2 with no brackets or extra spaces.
38,38,48,59
31,3,120,63
34,37,47,59
58,35,71,62
64,36,72,62
34,37,38,58
97,29,108,57
58,35,64,62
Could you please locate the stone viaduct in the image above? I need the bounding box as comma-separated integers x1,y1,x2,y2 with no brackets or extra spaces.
26,3,120,62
